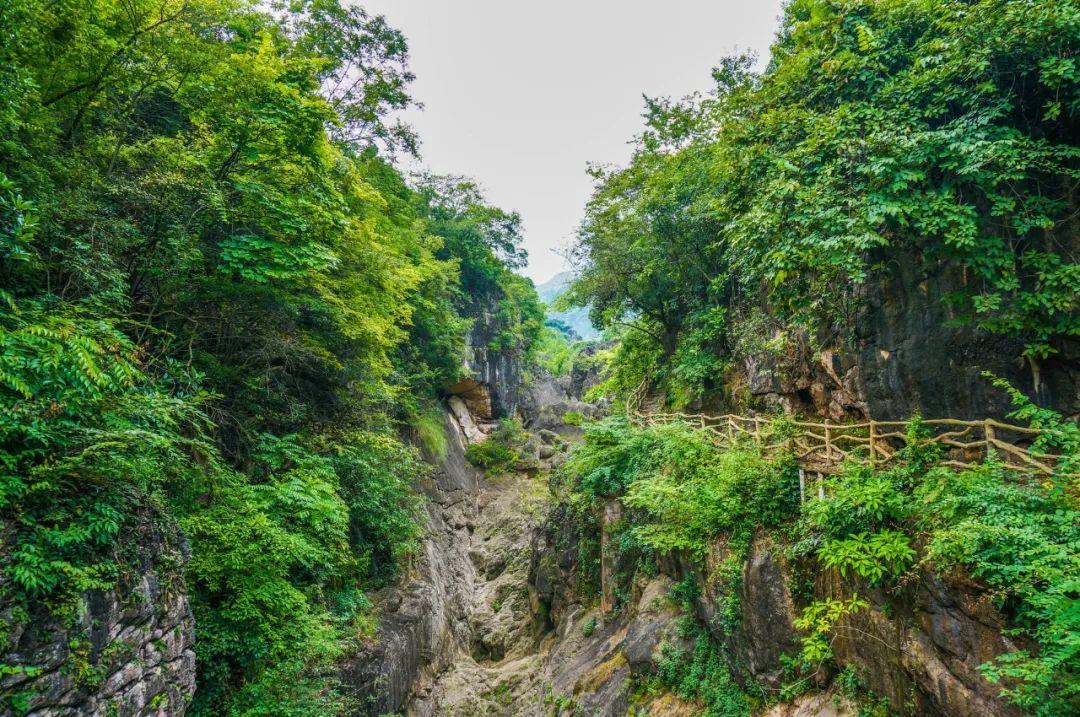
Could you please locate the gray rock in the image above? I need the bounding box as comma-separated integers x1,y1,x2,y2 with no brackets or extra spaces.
1,513,196,717
723,248,1079,422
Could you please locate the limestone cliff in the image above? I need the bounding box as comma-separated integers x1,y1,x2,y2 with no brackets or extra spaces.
445,305,531,422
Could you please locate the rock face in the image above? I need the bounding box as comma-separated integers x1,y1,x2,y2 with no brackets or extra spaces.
520,371,597,437
578,517,1022,717
759,690,856,717
342,366,863,716
819,567,1024,717
727,249,1080,422
853,249,1078,421
339,410,481,714
691,535,802,691
531,576,690,717
0,514,195,717
341,374,701,716
449,309,528,420
447,394,487,443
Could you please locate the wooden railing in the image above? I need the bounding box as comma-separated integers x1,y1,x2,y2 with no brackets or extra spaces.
632,408,1066,474
629,407,1077,503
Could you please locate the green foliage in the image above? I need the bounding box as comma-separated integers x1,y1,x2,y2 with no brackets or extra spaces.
1,296,212,598
655,634,751,717
535,326,579,377
818,530,915,584
793,597,870,667
581,320,664,405
568,0,1080,398
562,417,646,499
328,432,425,581
562,411,585,427
464,418,532,475
568,418,797,558
492,273,545,358
0,0,540,712
833,665,893,717
916,463,1080,715
412,407,450,460
985,372,1080,492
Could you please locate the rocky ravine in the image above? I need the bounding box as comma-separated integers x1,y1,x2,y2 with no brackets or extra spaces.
344,364,1023,717
342,375,854,717
341,385,689,716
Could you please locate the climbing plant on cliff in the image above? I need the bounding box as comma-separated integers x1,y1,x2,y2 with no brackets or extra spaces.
794,419,1080,715
560,397,1080,716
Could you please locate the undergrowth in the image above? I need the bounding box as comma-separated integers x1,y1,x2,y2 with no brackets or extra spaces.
464,417,533,475
559,386,1080,716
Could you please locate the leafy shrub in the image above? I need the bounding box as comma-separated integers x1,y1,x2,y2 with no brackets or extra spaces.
793,597,870,667
621,429,796,558
329,431,424,582
567,418,797,558
656,633,752,717
464,417,531,474
916,462,1080,715
0,299,213,600
562,410,585,426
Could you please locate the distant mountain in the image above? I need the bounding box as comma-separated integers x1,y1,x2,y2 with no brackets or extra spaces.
535,271,600,340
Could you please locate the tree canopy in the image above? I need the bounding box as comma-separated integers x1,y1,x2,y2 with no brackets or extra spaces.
569,0,1080,402
0,0,540,713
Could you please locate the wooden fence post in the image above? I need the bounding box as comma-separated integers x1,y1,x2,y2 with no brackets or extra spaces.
824,419,832,464
799,468,806,505
868,421,878,466
818,472,825,500
753,417,761,447
985,419,996,461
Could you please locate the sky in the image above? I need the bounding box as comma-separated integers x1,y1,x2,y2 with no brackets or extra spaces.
362,0,788,284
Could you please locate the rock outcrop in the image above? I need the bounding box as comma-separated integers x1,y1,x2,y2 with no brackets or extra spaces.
339,410,481,714
570,516,1023,717
521,370,597,436
724,249,1080,422
448,308,529,420
819,567,1024,717
0,514,195,717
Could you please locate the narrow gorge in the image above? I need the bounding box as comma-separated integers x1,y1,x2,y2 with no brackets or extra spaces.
3,0,1078,716
339,301,1062,717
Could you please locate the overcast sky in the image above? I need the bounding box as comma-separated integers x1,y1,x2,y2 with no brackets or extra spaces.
362,0,788,284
